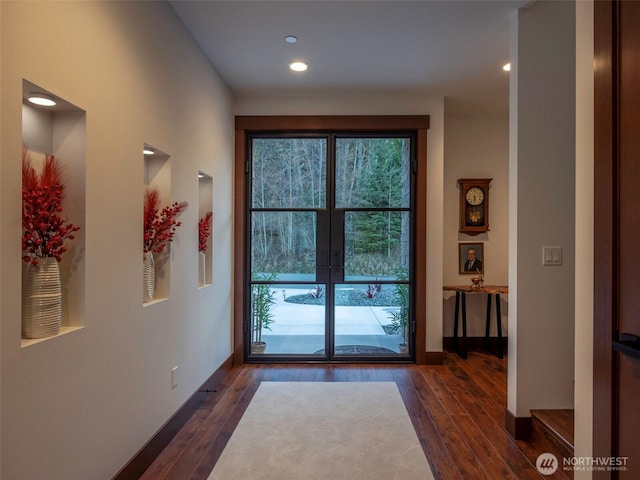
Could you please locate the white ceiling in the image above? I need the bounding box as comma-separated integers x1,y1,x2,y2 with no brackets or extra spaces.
169,0,525,114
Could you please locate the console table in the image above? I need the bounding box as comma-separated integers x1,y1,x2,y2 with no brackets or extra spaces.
443,285,508,359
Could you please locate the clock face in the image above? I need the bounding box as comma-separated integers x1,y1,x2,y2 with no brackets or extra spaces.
465,187,485,206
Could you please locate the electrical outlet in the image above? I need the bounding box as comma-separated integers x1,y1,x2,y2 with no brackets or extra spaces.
171,366,178,389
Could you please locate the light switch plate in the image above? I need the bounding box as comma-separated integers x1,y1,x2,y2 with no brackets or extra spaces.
542,246,562,266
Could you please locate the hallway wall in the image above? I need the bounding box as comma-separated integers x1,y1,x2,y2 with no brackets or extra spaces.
0,2,234,479
443,113,509,337
508,0,576,417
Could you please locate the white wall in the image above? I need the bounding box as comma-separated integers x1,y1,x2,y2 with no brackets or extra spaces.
508,0,576,417
0,2,234,479
236,93,445,353
443,114,509,337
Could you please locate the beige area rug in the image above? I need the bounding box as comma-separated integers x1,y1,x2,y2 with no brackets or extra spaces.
208,382,435,480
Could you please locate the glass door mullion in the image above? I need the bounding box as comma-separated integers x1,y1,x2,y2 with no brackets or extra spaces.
326,209,345,360
324,135,337,360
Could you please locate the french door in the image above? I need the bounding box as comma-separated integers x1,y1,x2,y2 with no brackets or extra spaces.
246,133,415,361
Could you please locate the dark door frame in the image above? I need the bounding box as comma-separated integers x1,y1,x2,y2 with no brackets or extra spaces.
593,0,627,474
234,116,430,365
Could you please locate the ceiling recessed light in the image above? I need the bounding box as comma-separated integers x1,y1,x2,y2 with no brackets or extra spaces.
27,93,57,107
143,148,155,155
198,173,204,178
502,63,511,72
285,35,298,44
289,61,308,72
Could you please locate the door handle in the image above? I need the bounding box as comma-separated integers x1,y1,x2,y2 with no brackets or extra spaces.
332,250,344,270
613,332,640,359
316,249,330,282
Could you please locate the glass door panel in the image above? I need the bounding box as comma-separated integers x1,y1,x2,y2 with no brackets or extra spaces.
333,136,412,358
252,282,327,355
333,282,410,356
251,211,318,282
335,137,411,209
344,211,410,280
250,211,326,355
251,138,326,209
249,137,328,357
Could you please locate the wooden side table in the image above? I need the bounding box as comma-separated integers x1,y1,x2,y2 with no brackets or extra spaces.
443,285,508,359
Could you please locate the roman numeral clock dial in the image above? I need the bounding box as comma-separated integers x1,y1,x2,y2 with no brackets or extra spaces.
458,178,491,235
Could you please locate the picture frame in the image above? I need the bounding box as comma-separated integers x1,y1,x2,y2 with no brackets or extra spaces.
459,242,484,275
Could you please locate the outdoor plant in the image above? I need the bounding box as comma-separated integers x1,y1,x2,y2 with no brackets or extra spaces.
198,211,213,252
309,284,325,299
251,272,278,346
365,282,382,299
22,145,80,266
389,268,410,349
143,187,188,254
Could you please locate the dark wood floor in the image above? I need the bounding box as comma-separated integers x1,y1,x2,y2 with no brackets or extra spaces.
140,351,568,480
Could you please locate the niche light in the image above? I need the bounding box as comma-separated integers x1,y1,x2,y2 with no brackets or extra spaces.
502,63,511,72
198,173,205,178
143,148,155,155
28,93,57,107
289,61,308,72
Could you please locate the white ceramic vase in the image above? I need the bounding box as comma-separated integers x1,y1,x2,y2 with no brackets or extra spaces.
143,251,155,303
22,257,62,339
198,251,206,287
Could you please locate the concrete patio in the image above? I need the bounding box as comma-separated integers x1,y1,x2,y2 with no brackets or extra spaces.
257,287,407,355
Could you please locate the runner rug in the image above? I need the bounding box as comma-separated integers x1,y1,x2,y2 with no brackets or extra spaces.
208,382,435,480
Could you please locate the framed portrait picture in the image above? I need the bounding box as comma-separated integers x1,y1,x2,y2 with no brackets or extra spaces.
459,242,484,275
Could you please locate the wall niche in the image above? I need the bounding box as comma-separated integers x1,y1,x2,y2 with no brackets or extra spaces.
21,80,86,346
198,172,213,287
143,145,172,305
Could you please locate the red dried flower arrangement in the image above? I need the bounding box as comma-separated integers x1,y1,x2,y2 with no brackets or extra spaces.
143,188,188,254
22,145,80,266
198,211,212,253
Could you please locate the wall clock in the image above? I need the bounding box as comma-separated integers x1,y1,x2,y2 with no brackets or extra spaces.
458,178,492,235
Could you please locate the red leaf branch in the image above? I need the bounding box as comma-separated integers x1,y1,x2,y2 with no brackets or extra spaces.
22,146,79,266
198,211,213,252
143,187,188,254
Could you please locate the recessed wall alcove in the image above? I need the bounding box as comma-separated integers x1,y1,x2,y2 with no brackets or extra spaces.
21,79,86,347
198,172,213,287
143,145,172,305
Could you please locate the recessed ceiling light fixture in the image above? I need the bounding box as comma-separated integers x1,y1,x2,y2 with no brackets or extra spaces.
143,148,155,155
502,63,511,72
285,35,298,44
289,61,308,72
27,93,57,107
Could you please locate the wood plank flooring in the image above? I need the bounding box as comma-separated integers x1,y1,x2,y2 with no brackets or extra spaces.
140,351,568,479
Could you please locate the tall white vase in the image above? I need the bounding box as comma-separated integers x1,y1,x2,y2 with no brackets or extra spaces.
198,251,206,287
22,257,62,339
143,251,155,303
